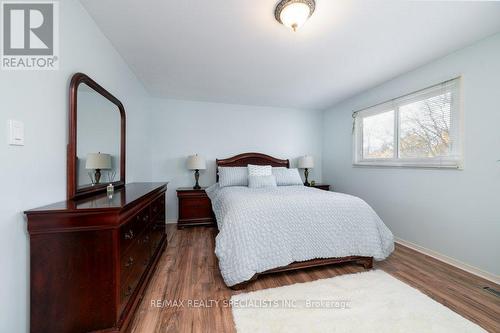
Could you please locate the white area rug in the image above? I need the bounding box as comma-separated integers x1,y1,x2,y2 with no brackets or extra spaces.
231,270,485,333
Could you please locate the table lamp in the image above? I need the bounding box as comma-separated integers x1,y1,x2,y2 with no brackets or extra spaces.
86,153,111,185
298,155,314,186
187,154,206,189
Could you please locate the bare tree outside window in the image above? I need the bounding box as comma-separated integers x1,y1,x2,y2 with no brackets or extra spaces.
399,93,451,158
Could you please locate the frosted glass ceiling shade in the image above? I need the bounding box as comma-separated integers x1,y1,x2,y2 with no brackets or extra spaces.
187,154,206,170
275,0,315,32
86,153,111,170
298,155,314,169
280,3,310,31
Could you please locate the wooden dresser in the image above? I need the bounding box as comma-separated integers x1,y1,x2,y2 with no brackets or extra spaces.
25,182,168,333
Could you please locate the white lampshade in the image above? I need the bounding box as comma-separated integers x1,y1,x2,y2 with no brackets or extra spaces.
187,154,206,170
86,153,111,170
279,2,312,31
298,155,314,169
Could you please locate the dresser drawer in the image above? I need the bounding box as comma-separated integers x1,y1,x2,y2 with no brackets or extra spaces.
119,261,141,314
120,239,145,283
151,195,165,220
149,223,165,257
120,207,150,254
119,231,151,313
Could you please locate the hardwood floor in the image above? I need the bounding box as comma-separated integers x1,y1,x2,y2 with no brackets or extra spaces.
129,225,500,333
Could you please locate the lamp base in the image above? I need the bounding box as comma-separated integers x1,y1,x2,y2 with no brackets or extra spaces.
193,169,201,190
95,169,102,184
303,168,310,187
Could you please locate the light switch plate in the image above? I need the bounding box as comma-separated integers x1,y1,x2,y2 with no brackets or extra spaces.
8,120,24,146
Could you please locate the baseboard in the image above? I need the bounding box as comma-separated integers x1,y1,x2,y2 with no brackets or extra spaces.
395,237,499,285
166,219,177,225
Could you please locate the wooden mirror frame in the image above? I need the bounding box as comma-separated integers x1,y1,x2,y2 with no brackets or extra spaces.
67,73,126,200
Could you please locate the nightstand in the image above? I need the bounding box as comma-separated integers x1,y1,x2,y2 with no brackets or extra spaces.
176,187,216,228
310,184,331,191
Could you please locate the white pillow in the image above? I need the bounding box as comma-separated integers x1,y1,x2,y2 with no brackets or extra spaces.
218,167,248,187
248,175,277,188
248,164,272,176
272,167,304,186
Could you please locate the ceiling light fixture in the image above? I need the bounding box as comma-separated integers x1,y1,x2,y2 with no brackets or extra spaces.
275,0,315,32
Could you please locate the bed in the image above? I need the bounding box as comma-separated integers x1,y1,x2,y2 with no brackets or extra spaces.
208,153,394,289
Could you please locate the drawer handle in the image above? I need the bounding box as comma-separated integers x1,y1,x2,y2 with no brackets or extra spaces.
153,206,158,213
124,286,132,297
143,235,150,244
124,230,134,240
143,215,149,222
125,257,135,268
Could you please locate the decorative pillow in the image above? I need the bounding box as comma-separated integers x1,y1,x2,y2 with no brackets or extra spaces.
218,167,248,187
248,164,272,177
272,167,304,186
248,175,277,189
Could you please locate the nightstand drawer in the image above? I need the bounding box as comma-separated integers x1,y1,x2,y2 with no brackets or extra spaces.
179,197,212,219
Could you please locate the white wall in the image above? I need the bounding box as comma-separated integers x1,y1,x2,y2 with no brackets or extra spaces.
151,99,323,221
0,1,152,332
322,33,500,276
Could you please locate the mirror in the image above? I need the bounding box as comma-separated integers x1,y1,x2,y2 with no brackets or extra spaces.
67,73,126,200
76,83,121,188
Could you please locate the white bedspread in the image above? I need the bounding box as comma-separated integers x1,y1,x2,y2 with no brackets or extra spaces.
205,185,394,287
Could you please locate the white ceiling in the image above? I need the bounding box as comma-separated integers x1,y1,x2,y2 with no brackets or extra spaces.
79,0,500,110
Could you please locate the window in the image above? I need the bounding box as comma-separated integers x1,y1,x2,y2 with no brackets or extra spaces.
353,78,462,168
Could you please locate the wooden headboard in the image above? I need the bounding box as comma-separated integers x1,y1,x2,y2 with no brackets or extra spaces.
216,152,289,181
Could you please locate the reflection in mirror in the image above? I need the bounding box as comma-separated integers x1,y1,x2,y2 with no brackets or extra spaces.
76,83,121,189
